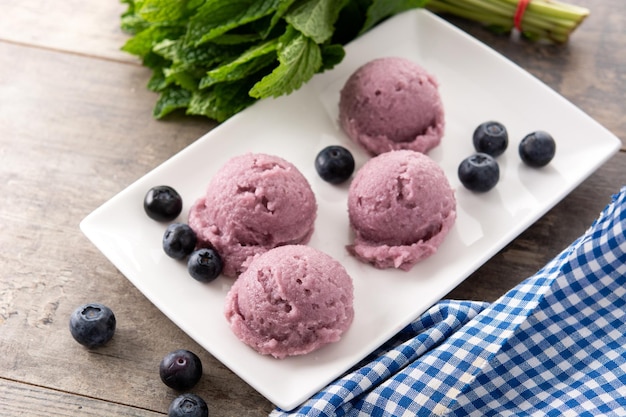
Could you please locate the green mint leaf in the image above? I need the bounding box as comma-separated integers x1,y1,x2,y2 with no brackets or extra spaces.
131,0,147,10
249,26,322,99
151,39,179,61
209,33,262,45
120,0,139,16
120,15,150,35
147,68,168,92
320,43,345,70
186,0,204,10
285,0,349,44
153,39,242,68
154,86,192,118
138,0,187,23
187,80,258,122
361,0,428,33
121,25,184,58
200,39,278,88
142,50,171,71
154,39,246,91
332,0,372,43
265,0,297,36
187,0,282,46
163,66,201,91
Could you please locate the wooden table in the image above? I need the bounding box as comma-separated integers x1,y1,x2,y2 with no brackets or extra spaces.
1,1,624,416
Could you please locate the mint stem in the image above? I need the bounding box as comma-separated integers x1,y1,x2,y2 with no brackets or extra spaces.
425,0,590,43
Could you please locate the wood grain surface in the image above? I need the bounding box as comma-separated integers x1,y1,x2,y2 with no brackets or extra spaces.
0,0,624,416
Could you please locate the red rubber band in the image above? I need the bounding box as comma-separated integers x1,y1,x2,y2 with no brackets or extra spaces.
514,0,531,31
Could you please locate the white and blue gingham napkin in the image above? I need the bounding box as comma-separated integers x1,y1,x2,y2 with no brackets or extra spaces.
272,186,626,416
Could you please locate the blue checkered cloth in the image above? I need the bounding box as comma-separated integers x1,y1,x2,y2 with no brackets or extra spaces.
272,186,626,416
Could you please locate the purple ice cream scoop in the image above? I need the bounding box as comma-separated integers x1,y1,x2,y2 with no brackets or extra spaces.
188,153,317,277
339,56,445,156
347,150,456,271
224,245,354,359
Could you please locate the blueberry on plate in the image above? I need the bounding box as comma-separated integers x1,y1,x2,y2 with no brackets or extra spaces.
315,145,355,184
519,130,556,167
168,393,209,417
187,248,222,283
458,153,500,192
473,121,508,157
163,223,197,260
144,185,183,222
69,303,116,348
159,349,203,391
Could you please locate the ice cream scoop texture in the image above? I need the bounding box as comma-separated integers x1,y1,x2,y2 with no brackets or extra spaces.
188,153,317,277
224,245,354,359
348,150,456,270
339,56,445,156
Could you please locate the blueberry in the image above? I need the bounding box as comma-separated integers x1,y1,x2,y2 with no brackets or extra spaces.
159,349,203,391
144,185,183,222
315,145,355,184
168,393,209,417
458,153,500,192
163,223,197,260
69,303,116,348
473,121,508,157
519,130,556,167
187,248,222,283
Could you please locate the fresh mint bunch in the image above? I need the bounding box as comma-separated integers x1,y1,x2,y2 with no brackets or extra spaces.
121,0,588,122
120,0,428,122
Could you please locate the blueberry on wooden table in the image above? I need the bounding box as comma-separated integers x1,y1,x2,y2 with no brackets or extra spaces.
163,223,197,260
168,393,209,417
458,153,500,192
69,303,116,348
315,145,355,184
144,185,183,222
159,349,203,391
519,130,556,167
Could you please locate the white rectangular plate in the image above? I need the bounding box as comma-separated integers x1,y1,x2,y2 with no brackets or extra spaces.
81,9,621,411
